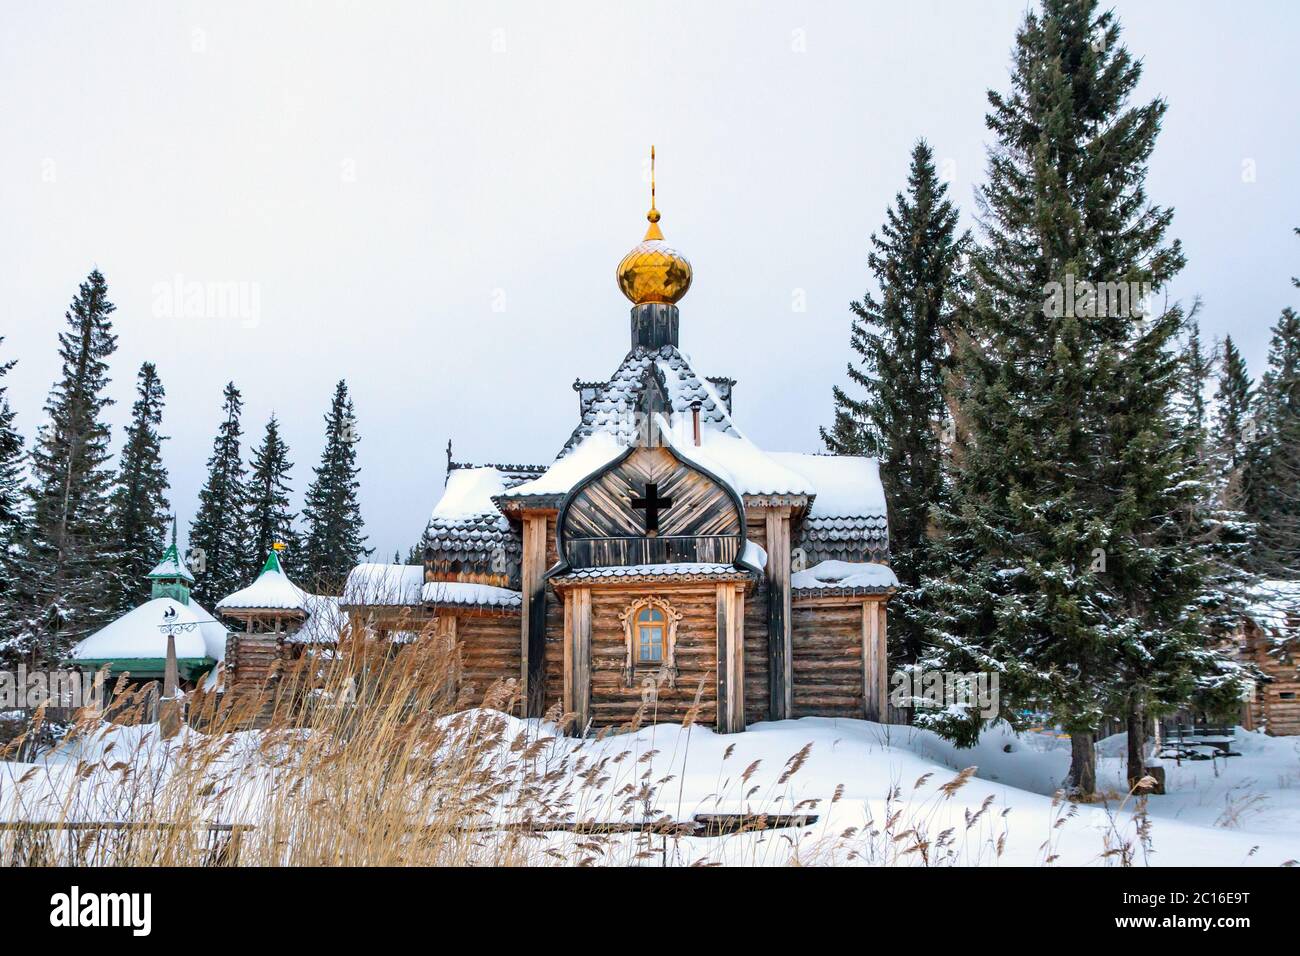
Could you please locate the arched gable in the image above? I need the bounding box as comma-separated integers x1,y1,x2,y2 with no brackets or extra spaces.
556,445,744,570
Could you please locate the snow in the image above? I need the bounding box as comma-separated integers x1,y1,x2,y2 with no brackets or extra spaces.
657,419,811,499
146,550,194,582
500,432,625,499
216,562,308,612
1245,579,1300,634
740,539,767,571
190,601,229,661
792,559,898,590
70,598,226,662
6,716,1297,866
341,563,425,606
422,581,522,608
292,595,348,644
431,467,509,520
769,451,886,516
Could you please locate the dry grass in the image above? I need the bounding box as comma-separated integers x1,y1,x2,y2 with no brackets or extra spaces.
0,626,1172,867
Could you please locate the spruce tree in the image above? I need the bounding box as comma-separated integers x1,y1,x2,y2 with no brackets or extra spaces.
1212,335,1253,480
0,339,27,658
1179,318,1213,437
919,0,1240,794
820,140,966,665
302,380,369,592
245,415,301,576
110,362,171,611
12,269,124,665
189,382,251,605
1243,308,1300,577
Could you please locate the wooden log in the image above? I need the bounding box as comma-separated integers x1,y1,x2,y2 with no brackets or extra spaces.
764,507,793,720
715,582,745,733
520,512,550,716
562,587,592,733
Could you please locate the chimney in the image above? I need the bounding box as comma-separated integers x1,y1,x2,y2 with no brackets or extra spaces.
691,401,701,446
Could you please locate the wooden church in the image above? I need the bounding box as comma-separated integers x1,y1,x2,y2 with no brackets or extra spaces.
339,152,898,734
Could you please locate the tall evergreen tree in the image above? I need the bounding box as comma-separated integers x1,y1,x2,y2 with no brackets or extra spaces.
1243,308,1300,577
1179,317,1213,437
245,415,301,576
918,0,1241,794
820,140,966,664
11,269,124,665
110,362,171,611
0,338,27,658
302,380,369,592
1212,335,1253,480
189,382,250,605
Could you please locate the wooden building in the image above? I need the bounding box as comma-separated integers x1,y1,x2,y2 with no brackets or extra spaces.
216,547,345,720
340,154,898,735
1235,580,1300,736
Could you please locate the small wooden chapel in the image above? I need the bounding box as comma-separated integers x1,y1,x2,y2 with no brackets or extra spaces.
340,150,898,734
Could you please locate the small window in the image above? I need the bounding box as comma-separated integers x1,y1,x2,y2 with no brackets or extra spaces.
621,598,681,688
1280,692,1296,700
637,607,665,663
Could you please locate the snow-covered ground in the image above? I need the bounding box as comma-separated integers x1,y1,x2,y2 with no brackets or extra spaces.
2,716,1297,866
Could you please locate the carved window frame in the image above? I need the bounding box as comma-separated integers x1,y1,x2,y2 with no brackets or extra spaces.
620,597,682,689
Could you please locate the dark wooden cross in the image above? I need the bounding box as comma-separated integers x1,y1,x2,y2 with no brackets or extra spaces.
631,482,673,535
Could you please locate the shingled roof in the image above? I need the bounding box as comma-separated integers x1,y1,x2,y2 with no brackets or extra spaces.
424,342,890,572
561,345,739,455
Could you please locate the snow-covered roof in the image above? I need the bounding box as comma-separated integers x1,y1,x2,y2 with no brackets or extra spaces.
432,467,509,520
562,345,740,454
146,545,194,583
422,581,523,608
216,552,308,612
290,595,349,644
791,559,898,593
70,598,227,662
341,563,425,607
496,432,625,502
1245,580,1300,634
769,452,886,517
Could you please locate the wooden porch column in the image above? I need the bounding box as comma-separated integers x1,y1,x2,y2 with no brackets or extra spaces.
562,587,591,735
715,582,746,733
434,614,459,705
520,512,549,717
862,599,889,722
765,508,793,720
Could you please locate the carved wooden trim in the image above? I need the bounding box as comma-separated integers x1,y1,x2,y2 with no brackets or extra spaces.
620,596,682,689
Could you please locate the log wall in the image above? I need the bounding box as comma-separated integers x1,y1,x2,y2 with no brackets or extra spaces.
456,612,524,710
586,584,720,728
743,577,771,725
790,600,864,719
1243,620,1300,736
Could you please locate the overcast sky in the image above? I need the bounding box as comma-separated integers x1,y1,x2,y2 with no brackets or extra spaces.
1,1,1297,564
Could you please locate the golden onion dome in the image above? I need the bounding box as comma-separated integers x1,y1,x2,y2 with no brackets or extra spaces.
617,147,692,305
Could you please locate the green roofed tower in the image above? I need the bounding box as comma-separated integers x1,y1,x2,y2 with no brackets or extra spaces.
147,518,195,604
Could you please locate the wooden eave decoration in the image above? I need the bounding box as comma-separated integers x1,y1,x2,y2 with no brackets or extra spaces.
219,607,308,622
550,569,754,591
422,602,520,618
493,495,562,516
792,586,896,604
743,494,812,511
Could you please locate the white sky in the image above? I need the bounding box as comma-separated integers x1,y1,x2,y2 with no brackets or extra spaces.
1,1,1297,563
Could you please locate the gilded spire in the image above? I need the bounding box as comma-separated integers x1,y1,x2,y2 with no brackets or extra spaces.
617,146,692,306
645,145,663,240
